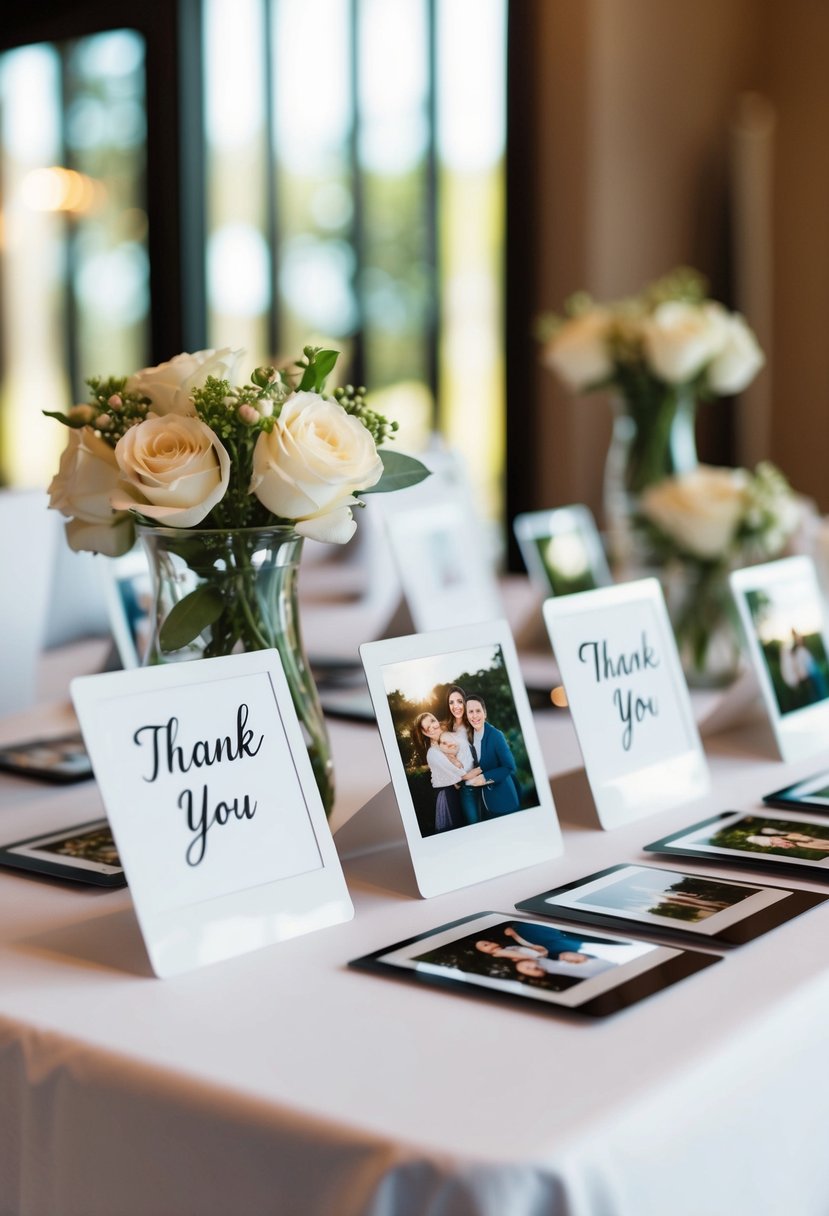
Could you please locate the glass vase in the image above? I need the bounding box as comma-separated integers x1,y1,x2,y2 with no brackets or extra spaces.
662,558,742,689
138,524,334,815
604,385,698,567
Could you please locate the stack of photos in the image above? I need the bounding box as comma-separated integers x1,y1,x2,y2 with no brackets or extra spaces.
350,912,719,1017
381,643,540,838
645,808,829,878
517,864,825,946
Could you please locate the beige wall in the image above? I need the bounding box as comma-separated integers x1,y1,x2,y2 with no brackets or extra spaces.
531,0,829,520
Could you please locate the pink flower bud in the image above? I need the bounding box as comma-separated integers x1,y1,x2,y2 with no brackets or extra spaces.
95,413,112,430
238,403,259,425
108,394,123,409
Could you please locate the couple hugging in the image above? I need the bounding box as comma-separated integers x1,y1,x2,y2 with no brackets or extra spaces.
415,685,520,832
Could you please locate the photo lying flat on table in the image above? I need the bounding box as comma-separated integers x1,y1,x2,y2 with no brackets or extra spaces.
0,732,93,784
763,769,829,814
349,912,719,1017
360,621,562,897
0,818,125,887
730,556,829,761
516,863,826,946
644,807,829,879
513,504,611,599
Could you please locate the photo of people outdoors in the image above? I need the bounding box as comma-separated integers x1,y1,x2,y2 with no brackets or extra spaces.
381,643,540,837
533,530,599,597
709,814,829,863
744,583,829,716
412,918,640,994
40,823,122,868
570,867,757,924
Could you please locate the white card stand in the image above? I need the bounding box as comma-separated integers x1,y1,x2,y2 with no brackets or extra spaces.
71,651,353,977
543,579,710,831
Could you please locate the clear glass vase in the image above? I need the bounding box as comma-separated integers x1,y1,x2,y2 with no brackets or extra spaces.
138,524,334,815
604,385,698,566
662,558,742,689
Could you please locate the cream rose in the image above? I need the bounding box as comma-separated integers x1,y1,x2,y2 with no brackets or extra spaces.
125,348,244,417
47,427,135,556
542,309,613,391
111,415,230,526
251,391,384,543
641,301,728,385
707,313,764,394
639,465,750,559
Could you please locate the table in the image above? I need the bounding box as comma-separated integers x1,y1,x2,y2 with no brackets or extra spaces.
2,648,829,1216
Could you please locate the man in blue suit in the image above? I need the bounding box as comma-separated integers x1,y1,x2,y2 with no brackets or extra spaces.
464,693,521,817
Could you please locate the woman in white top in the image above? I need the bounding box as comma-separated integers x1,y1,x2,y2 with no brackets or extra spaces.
444,685,484,824
415,711,485,830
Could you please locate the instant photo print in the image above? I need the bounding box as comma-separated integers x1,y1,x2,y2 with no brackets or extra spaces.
513,505,611,600
349,911,719,1018
0,732,92,784
0,818,126,887
517,863,825,946
645,807,829,881
730,555,829,762
763,769,829,814
542,578,709,829
359,620,562,897
71,650,353,977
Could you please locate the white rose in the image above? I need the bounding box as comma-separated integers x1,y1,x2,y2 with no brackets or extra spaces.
639,465,750,559
125,348,244,417
251,391,383,544
542,309,613,391
706,313,765,394
48,427,135,556
642,301,728,384
111,415,230,527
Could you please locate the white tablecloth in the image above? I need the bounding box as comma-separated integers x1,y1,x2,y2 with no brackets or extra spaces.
1,660,829,1215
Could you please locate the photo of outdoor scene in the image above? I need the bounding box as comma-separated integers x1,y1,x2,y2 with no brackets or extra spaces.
572,868,756,924
382,643,539,838
709,814,829,863
39,824,121,868
744,583,829,716
412,918,630,994
534,530,598,596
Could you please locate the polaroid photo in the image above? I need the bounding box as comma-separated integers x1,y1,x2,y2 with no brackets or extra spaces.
359,620,562,896
644,807,829,880
764,769,829,814
0,818,126,887
101,545,154,669
542,578,709,829
349,911,719,1018
0,732,93,784
71,650,353,977
730,555,829,761
513,505,611,600
516,863,825,946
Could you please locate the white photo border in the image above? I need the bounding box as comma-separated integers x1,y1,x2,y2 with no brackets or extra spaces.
513,504,611,600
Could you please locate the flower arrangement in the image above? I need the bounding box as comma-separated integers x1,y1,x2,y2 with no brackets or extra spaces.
539,266,765,401
638,462,801,684
46,344,428,557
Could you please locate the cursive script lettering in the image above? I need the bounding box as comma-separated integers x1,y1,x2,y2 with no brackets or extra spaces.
179,784,258,866
134,703,263,783
578,633,660,684
613,688,659,751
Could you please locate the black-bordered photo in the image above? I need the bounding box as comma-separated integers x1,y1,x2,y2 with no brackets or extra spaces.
0,819,126,887
349,912,718,1018
763,770,829,814
645,808,829,879
517,863,825,946
379,642,540,837
0,732,93,784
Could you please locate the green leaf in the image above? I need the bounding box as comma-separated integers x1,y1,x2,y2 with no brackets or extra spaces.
42,410,83,428
159,586,225,653
311,349,339,391
360,450,431,495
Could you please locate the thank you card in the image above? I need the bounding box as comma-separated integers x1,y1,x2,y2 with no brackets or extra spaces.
71,650,352,976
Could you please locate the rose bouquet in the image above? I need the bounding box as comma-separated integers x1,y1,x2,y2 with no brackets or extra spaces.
539,269,766,533
46,345,428,812
638,462,800,685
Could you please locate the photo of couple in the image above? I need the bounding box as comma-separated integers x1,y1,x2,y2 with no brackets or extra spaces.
710,814,829,863
744,585,829,716
571,868,755,925
382,643,539,837
413,918,630,994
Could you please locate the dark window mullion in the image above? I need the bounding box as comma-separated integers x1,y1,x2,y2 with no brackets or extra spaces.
263,0,280,360
58,43,80,399
425,0,439,427
348,0,365,389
